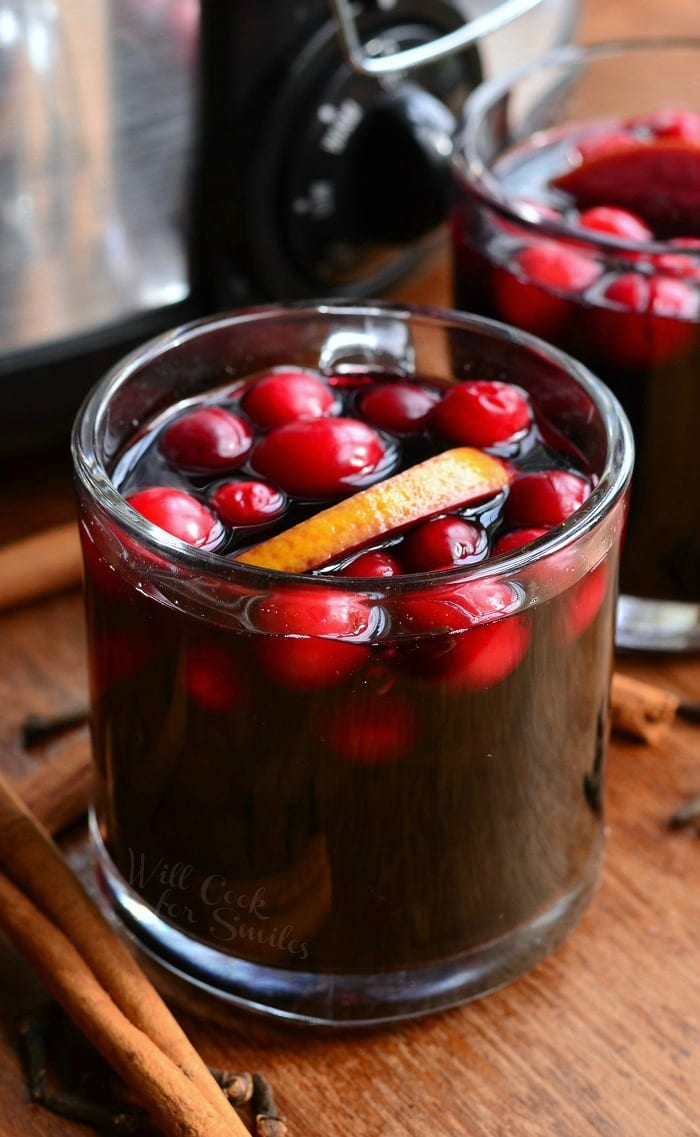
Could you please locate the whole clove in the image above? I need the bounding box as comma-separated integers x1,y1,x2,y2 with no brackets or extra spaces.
253,1074,290,1137
18,1008,287,1137
21,706,90,750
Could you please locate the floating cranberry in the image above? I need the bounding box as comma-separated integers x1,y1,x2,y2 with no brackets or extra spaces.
631,107,700,142
435,617,531,690
252,417,387,498
255,588,373,638
400,579,519,636
592,272,698,367
577,205,652,243
431,380,532,447
325,695,415,765
607,272,699,317
339,550,404,577
493,242,601,339
243,370,336,429
401,516,485,572
563,563,609,641
400,576,529,689
184,641,246,712
161,407,252,472
127,488,220,548
493,527,549,555
359,381,439,434
211,480,286,527
253,587,373,688
504,470,591,528
654,238,700,283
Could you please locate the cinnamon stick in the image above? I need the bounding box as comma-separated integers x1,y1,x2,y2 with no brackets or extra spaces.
0,522,82,613
0,871,240,1137
0,771,248,1136
17,733,92,836
610,673,680,745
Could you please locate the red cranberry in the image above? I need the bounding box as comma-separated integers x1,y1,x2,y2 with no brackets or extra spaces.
431,380,532,447
400,579,519,636
252,417,387,498
325,695,415,764
493,527,549,555
127,488,220,548
606,272,699,316
631,108,700,142
577,206,652,243
514,242,601,291
401,516,485,572
255,588,373,638
654,238,700,283
493,241,601,338
563,563,609,641
242,370,336,429
184,641,245,711
359,381,439,434
339,550,404,578
504,470,591,528
254,588,372,688
593,272,698,366
211,480,286,527
399,577,529,688
161,407,252,471
434,617,531,691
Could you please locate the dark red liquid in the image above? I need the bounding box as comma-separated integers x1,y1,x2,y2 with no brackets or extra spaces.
452,115,700,603
82,366,615,981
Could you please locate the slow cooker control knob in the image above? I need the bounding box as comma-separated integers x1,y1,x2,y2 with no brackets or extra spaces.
244,11,481,298
346,85,456,244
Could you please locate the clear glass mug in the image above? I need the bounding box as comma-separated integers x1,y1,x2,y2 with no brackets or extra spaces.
72,302,632,1026
451,39,700,651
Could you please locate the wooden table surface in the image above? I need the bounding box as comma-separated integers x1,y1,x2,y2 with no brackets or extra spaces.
1,2,699,1134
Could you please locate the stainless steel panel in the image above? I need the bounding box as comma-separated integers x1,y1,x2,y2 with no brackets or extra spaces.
0,0,197,355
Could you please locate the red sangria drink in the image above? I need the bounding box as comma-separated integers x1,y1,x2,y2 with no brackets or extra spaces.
451,40,700,651
73,303,631,1025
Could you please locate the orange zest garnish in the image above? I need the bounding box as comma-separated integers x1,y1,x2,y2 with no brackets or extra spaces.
236,447,510,573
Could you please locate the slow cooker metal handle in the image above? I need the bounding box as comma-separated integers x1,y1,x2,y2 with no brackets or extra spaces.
328,0,546,75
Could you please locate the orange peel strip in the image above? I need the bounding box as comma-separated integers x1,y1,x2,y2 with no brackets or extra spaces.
236,447,510,573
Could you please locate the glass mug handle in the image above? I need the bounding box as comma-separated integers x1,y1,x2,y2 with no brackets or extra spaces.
328,0,548,75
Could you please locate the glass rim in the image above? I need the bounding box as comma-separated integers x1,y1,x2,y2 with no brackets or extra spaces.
71,299,634,596
452,36,700,257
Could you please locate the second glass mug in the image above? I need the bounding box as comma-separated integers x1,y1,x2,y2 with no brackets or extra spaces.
72,303,632,1025
451,38,700,651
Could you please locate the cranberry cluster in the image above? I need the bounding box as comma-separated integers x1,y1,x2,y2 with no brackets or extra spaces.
485,109,700,368
122,368,590,578
81,364,608,773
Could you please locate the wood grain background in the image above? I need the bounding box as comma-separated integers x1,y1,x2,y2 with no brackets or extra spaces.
0,0,699,1134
